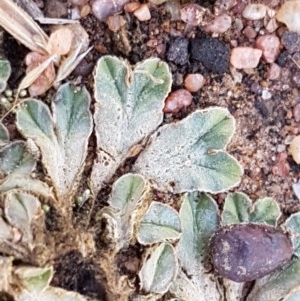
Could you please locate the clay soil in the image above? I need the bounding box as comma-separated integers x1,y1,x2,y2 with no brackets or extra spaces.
1,0,300,300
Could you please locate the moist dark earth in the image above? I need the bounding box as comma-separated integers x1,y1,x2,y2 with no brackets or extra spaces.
1,0,300,300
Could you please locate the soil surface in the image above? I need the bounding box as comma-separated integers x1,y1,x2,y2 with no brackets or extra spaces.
1,0,300,300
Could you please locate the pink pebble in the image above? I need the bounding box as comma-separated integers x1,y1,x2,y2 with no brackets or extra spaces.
266,63,281,80
184,73,205,92
272,152,290,176
69,0,88,6
243,26,257,39
230,47,262,69
180,4,205,26
205,14,232,33
133,4,151,21
255,34,280,63
164,89,193,113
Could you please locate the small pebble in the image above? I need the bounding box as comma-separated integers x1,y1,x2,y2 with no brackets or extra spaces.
262,89,272,100
149,0,168,4
191,37,230,74
276,51,289,67
276,1,300,34
44,0,67,18
266,63,281,80
293,182,300,200
214,0,237,14
255,34,280,63
230,47,262,69
250,82,263,94
242,4,267,20
272,152,290,176
124,2,140,12
265,18,278,33
293,71,300,88
107,15,126,32
133,3,151,21
71,7,81,19
69,0,88,6
265,0,280,8
164,89,193,113
205,14,232,33
92,0,129,21
80,4,91,17
184,73,205,92
180,4,205,26
293,103,300,122
290,136,300,164
230,67,243,83
232,2,247,14
167,37,189,66
281,31,300,53
243,26,257,39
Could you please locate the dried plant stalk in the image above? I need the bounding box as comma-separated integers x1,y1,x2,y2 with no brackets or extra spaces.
0,0,48,54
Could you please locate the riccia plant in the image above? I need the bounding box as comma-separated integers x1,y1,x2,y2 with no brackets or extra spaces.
1,55,299,301
0,58,10,93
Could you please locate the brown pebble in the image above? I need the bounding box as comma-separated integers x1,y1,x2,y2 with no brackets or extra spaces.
94,43,108,54
164,89,193,113
211,224,293,282
184,73,205,92
243,26,257,39
272,152,290,176
124,2,140,12
44,0,67,18
80,4,91,17
107,15,126,32
266,63,281,80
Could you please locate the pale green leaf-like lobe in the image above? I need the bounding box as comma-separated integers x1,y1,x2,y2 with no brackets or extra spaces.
0,176,54,199
134,108,243,193
247,259,300,301
222,192,251,225
249,197,281,226
0,256,13,292
139,243,178,294
285,213,300,257
0,59,11,93
0,141,35,177
91,55,172,193
170,193,221,301
15,286,90,301
222,193,281,226
16,99,55,140
15,266,53,293
109,173,146,212
4,192,42,244
283,288,300,301
16,83,92,200
101,173,147,250
137,202,181,245
0,122,9,146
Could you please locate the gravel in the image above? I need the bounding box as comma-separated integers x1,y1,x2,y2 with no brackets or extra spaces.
190,36,230,74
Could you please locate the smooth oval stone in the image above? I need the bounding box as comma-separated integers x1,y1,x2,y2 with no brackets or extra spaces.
210,223,293,282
